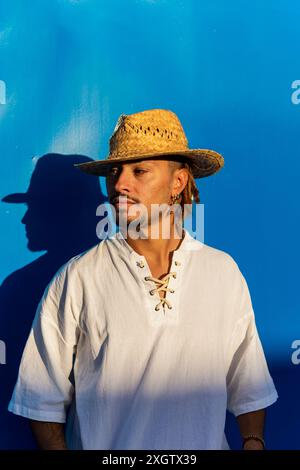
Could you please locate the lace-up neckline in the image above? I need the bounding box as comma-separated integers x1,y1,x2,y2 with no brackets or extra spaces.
144,271,178,311
114,229,191,316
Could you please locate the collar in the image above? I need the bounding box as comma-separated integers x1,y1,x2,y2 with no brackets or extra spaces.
114,227,200,261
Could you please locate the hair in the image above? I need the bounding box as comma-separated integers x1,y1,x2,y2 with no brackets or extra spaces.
168,159,200,212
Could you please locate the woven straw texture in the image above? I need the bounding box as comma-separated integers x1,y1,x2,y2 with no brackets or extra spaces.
75,109,224,178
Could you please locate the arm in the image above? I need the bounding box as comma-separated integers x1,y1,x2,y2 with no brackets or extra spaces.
226,265,277,450
30,420,67,450
8,262,81,443
237,408,265,450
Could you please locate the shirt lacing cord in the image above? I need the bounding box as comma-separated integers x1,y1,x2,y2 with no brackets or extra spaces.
144,272,177,312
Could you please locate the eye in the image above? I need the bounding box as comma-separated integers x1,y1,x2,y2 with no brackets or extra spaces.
109,166,120,176
134,168,147,175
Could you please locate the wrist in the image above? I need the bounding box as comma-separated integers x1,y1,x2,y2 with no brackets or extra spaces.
242,435,265,450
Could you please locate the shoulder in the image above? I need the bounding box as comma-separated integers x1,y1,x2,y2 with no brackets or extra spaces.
54,234,123,283
204,243,241,274
187,235,242,278
195,243,254,327
45,240,105,290
187,237,249,301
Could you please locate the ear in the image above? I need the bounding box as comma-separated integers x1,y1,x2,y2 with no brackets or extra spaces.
172,167,189,194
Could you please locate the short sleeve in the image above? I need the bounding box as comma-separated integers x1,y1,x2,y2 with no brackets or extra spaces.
226,270,278,417
8,259,82,423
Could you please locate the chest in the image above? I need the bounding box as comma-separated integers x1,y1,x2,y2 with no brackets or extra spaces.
145,262,171,300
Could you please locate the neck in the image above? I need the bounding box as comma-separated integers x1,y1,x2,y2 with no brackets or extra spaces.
124,220,185,265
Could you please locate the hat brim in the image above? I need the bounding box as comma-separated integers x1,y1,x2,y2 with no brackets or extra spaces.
74,149,224,179
2,193,28,203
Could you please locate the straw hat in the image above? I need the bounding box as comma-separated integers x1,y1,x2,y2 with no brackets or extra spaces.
75,109,224,178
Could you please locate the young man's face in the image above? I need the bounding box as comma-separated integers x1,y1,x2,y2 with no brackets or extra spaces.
106,159,181,227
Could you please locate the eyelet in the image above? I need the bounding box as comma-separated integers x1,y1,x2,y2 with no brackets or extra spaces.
155,306,160,311
170,289,175,293
173,274,177,279
168,306,173,309
174,261,181,266
150,290,154,296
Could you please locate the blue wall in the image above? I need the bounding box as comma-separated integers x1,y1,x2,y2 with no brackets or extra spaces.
1,0,299,449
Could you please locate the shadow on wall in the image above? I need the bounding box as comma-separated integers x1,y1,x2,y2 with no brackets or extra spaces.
0,153,107,449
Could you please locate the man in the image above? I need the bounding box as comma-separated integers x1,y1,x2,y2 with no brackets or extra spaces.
8,109,278,450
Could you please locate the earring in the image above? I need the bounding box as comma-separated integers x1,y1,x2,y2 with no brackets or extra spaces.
171,193,181,204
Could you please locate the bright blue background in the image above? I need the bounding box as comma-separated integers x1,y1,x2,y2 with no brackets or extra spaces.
1,0,300,449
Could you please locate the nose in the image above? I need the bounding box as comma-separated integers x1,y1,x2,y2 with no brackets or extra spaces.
21,208,29,224
113,166,133,197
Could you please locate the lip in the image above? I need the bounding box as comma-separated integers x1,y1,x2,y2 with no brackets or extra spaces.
114,202,135,209
113,198,136,205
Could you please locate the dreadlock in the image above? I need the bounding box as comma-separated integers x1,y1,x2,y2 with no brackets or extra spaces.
168,160,200,212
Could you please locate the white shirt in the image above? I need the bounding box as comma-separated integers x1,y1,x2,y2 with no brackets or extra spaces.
8,229,278,450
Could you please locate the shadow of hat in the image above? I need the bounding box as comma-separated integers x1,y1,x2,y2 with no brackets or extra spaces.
2,153,108,204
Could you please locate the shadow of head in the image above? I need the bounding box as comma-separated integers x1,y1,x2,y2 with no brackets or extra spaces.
2,153,108,252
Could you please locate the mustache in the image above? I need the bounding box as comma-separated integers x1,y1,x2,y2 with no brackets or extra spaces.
110,194,139,204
